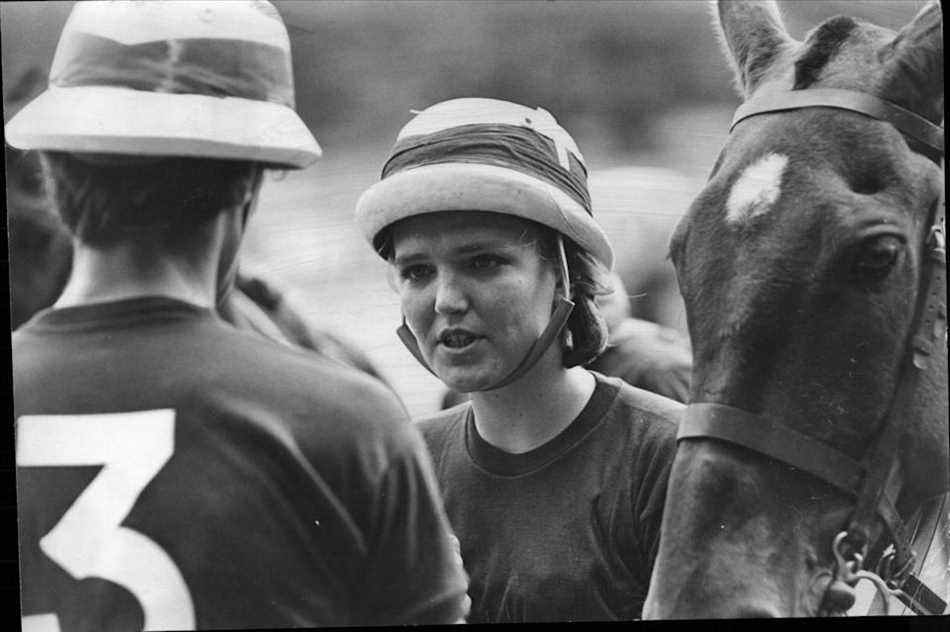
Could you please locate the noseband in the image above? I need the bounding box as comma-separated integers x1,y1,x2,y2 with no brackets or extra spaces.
678,88,947,615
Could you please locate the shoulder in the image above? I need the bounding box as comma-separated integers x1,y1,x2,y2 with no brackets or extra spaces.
414,403,470,461
416,402,469,434
195,321,413,449
594,372,682,444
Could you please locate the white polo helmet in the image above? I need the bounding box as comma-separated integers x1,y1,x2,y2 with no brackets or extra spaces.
354,97,614,269
355,97,615,390
4,1,321,169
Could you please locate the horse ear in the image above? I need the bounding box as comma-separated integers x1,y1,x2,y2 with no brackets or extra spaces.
880,1,943,122
713,0,797,98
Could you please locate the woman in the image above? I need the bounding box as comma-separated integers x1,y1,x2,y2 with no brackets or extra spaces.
355,97,682,622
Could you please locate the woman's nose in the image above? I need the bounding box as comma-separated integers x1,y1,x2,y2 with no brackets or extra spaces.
434,274,468,315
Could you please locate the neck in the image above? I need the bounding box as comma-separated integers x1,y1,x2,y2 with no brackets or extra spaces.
469,348,596,454
55,218,227,310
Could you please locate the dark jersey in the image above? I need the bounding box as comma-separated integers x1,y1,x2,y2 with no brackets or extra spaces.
418,373,680,623
13,297,468,630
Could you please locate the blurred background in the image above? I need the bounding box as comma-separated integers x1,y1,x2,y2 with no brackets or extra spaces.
2,0,926,416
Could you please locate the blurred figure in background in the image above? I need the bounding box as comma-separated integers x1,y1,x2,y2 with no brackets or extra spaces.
588,271,691,403
5,68,73,331
8,1,466,628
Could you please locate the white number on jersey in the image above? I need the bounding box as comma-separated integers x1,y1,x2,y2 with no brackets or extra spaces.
17,410,196,631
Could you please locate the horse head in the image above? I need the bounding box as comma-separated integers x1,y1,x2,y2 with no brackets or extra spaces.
644,0,945,618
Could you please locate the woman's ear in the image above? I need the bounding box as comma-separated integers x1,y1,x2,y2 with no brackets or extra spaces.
713,0,799,97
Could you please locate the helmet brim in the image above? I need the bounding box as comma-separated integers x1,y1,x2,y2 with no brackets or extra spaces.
4,85,321,169
354,162,614,269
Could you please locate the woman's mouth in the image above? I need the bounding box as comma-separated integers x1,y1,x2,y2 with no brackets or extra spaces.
438,329,481,350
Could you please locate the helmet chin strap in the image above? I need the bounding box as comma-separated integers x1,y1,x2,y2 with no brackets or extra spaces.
396,234,576,391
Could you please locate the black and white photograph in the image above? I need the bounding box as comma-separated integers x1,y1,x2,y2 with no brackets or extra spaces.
2,0,946,627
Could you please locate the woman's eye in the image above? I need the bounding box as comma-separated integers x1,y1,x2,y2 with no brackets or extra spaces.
470,255,503,271
851,235,903,282
400,264,433,283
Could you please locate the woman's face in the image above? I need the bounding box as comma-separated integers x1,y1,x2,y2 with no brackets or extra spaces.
391,211,558,392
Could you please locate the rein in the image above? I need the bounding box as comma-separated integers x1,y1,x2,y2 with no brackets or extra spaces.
678,88,947,615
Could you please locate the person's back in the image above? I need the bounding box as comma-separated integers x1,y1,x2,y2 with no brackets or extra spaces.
7,2,467,627
14,298,464,628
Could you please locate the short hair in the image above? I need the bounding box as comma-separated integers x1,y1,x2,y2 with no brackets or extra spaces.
39,151,262,252
537,231,613,368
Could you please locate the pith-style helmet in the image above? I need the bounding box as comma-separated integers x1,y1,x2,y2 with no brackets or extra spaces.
4,0,321,169
355,97,613,268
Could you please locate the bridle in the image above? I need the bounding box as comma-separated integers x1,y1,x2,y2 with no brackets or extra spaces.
677,88,947,615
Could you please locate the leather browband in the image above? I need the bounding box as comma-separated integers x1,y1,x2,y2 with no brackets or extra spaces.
731,88,945,155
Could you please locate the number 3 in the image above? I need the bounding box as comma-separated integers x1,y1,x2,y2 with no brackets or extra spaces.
17,410,196,631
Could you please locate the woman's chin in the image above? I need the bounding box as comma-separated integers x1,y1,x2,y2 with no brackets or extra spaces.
435,364,501,394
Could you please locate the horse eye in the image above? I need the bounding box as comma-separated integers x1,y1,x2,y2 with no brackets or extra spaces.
852,235,902,281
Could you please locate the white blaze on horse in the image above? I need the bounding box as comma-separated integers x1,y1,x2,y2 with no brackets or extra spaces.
644,0,946,618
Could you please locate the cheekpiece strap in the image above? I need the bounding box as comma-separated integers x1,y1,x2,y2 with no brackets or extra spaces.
845,195,946,575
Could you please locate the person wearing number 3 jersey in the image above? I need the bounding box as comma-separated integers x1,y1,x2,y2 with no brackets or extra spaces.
7,2,469,629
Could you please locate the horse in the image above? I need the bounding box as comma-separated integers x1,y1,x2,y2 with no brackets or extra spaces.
643,0,946,618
